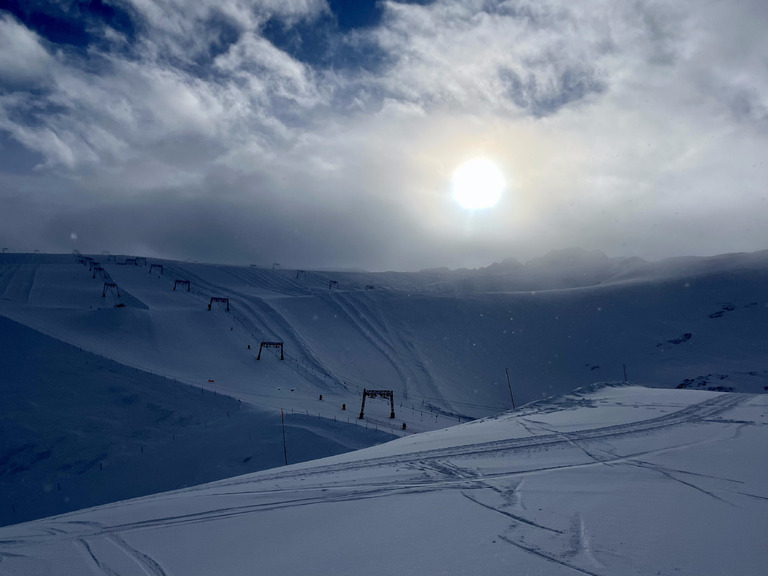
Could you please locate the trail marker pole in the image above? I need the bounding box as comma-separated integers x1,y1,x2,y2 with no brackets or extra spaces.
281,409,288,466
623,363,628,382
505,368,516,410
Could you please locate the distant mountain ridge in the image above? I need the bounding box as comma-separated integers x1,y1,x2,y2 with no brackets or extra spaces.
420,247,768,293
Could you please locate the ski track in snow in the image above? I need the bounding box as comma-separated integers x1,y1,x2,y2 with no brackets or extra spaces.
107,533,168,576
623,460,734,505
162,262,359,394
0,392,747,563
497,533,604,576
112,260,475,418
77,538,122,576
460,491,563,534
76,531,169,576
328,294,414,395
205,391,746,489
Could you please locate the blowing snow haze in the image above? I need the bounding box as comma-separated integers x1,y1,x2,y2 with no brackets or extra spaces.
1,0,768,270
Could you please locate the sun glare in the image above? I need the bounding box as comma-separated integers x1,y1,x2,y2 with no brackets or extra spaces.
452,158,505,210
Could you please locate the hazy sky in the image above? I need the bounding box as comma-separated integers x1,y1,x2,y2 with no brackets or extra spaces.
1,0,767,270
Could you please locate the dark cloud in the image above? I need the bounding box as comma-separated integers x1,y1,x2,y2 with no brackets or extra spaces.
498,63,605,117
31,184,428,270
711,83,768,129
632,1,682,66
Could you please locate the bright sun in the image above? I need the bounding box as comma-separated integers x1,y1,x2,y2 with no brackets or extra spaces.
452,158,505,210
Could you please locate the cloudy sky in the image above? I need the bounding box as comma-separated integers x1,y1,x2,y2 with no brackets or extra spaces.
1,0,766,270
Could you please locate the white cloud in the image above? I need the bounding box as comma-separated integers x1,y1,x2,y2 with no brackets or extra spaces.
124,0,329,63
1,0,767,268
213,32,323,109
368,0,615,115
0,14,54,87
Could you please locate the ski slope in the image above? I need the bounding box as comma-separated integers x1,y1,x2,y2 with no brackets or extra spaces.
2,248,768,563
1,385,766,575
3,249,768,416
0,313,395,527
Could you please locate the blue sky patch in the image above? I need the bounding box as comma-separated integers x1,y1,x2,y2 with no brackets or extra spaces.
2,0,138,48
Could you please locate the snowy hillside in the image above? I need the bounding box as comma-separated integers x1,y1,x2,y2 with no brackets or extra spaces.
3,250,768,409
2,249,768,538
1,384,766,575
0,314,393,527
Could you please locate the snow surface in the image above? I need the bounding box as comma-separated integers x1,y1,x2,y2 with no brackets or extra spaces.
1,385,767,575
1,250,768,573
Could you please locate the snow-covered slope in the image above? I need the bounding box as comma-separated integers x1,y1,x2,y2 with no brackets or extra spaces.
1,385,766,576
3,250,768,415
0,314,393,527
2,249,768,534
